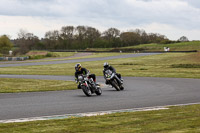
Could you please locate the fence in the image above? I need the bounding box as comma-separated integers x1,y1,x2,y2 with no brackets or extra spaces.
0,57,29,61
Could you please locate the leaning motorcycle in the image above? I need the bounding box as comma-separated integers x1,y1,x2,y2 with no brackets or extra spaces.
104,70,124,91
77,74,102,97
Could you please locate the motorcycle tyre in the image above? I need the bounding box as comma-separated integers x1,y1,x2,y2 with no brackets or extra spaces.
120,85,124,90
111,79,120,91
81,85,92,97
95,86,102,96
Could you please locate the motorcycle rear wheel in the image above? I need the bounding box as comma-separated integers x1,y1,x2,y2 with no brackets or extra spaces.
81,86,92,97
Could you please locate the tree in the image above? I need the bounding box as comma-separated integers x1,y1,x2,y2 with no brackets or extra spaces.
178,36,189,42
120,32,140,46
60,26,75,49
102,28,120,47
85,26,101,48
0,35,13,55
60,26,75,40
103,28,120,41
15,29,40,54
74,26,88,49
44,30,60,49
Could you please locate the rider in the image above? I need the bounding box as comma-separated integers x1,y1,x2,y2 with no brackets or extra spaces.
103,62,122,85
75,63,96,89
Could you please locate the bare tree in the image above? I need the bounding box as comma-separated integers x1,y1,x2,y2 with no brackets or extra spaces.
17,29,29,39
60,26,75,49
15,29,39,54
60,26,75,40
103,28,120,41
85,26,101,47
44,30,60,49
178,36,189,42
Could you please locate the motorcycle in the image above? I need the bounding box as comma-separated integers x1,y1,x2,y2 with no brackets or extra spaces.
104,70,124,91
77,74,102,97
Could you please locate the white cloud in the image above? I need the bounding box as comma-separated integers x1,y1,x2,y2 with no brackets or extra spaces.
0,15,64,38
0,0,199,40
139,23,200,40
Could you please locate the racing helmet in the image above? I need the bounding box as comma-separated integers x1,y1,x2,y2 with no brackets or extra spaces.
103,62,109,69
75,63,81,71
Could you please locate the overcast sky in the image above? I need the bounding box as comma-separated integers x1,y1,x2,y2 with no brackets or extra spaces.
0,0,200,40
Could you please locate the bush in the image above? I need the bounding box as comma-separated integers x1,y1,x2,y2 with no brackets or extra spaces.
46,52,54,57
0,35,13,54
29,55,45,59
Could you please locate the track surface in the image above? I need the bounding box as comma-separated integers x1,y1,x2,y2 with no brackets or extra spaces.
0,75,200,120
0,53,158,67
0,53,200,120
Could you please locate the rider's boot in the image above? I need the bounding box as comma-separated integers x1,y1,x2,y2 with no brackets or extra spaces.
105,80,109,85
77,84,81,89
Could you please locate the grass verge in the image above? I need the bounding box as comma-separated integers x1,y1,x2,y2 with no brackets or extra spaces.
0,78,76,93
171,64,200,68
0,52,200,79
0,104,200,133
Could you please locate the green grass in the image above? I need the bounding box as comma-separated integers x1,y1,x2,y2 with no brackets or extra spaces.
0,78,76,93
15,52,127,63
88,41,200,52
121,41,200,51
172,64,200,68
51,52,76,57
0,52,200,79
27,52,76,60
0,104,200,133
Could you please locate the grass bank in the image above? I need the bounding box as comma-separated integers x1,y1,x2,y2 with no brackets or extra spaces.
0,104,200,133
0,52,200,79
87,41,200,52
0,78,76,93
124,41,200,52
26,51,76,60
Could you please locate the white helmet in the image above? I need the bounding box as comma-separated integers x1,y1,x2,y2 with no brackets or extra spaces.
103,62,109,68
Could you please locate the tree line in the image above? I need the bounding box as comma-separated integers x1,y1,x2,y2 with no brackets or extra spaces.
13,26,173,54
1,25,188,55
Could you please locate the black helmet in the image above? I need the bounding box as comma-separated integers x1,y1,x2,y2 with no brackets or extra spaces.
75,63,81,71
103,62,109,69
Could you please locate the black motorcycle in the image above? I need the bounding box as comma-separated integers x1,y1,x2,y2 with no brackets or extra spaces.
104,70,124,91
77,74,102,97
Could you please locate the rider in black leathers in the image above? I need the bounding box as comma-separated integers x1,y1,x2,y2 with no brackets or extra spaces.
75,63,96,89
103,62,122,85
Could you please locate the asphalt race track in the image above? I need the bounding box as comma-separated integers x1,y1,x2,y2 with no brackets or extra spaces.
0,53,200,120
0,53,158,67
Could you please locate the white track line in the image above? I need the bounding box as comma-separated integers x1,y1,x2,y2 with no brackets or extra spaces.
1,102,200,123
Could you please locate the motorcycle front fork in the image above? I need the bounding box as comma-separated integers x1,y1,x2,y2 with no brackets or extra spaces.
114,75,123,85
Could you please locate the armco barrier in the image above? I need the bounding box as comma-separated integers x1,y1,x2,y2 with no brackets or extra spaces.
0,56,29,61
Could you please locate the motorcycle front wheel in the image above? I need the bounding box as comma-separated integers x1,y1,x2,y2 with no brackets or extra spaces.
95,86,102,96
120,85,124,90
111,79,120,91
